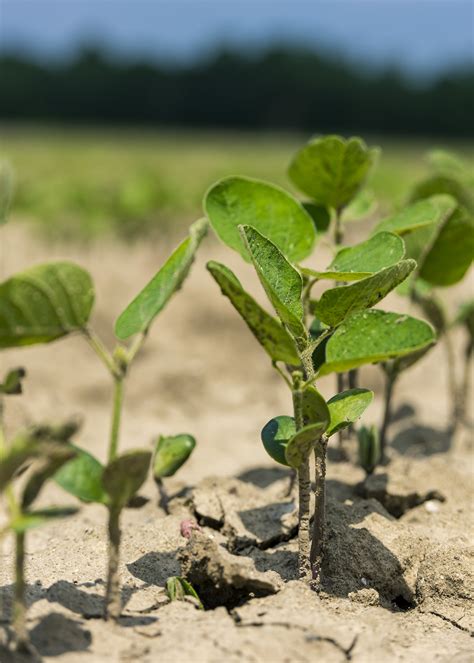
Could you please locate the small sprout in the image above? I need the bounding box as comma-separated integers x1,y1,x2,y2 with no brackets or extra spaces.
166,576,203,609
358,425,381,475
0,367,26,395
153,434,196,512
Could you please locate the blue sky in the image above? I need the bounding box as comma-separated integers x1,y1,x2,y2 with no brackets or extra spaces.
1,1,473,77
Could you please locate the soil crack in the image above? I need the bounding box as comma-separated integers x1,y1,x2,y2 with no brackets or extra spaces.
428,611,474,636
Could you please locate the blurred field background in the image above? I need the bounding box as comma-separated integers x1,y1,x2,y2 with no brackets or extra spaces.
2,125,473,241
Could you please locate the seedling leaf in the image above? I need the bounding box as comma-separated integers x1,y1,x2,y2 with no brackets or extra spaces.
314,260,416,327
302,232,405,282
54,446,108,504
0,367,26,395
341,188,377,222
22,444,76,509
288,135,377,209
153,434,196,479
9,507,78,534
326,389,373,437
166,576,203,609
410,175,474,212
358,425,381,474
206,261,299,364
373,195,457,236
115,218,208,339
204,176,316,263
285,423,327,469
102,449,152,509
261,415,295,467
319,310,436,375
0,262,94,348
418,206,474,286
302,386,330,429
240,225,306,344
0,432,39,491
302,203,331,233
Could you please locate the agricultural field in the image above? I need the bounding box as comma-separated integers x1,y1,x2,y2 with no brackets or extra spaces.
0,129,473,662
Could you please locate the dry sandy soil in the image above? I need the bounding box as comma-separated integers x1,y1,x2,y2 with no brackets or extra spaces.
0,223,473,662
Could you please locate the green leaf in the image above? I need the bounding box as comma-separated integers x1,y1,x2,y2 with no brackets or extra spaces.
261,415,295,467
285,423,327,469
418,206,474,286
302,203,331,233
0,262,94,348
9,507,78,534
54,446,108,504
102,449,152,510
373,195,457,236
240,225,306,344
0,432,39,491
0,161,14,225
302,386,330,429
427,150,469,180
206,261,299,365
153,434,196,479
319,310,436,375
204,176,316,263
302,232,405,282
326,389,373,437
115,218,207,339
341,188,377,222
166,576,203,609
288,135,377,210
314,260,416,327
22,444,76,509
410,175,474,212
0,367,26,395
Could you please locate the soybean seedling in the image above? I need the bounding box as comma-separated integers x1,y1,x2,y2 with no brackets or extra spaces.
357,425,381,477
204,169,435,587
0,417,79,652
288,135,379,447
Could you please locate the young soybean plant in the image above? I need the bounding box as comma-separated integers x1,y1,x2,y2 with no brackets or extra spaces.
373,189,474,443
0,191,206,619
204,173,434,587
0,411,79,652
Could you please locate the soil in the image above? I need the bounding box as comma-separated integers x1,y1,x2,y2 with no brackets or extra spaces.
0,224,473,662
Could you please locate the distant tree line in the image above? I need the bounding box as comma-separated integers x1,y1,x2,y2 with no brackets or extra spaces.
0,46,473,136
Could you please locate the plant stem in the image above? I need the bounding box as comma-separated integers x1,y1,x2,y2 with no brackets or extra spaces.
156,478,170,514
292,375,312,583
84,329,120,378
380,367,397,460
104,506,122,620
310,435,328,589
444,328,460,429
459,340,473,424
348,369,358,390
107,377,124,462
13,531,29,651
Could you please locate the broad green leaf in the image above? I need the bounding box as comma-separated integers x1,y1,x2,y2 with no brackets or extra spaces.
102,449,152,510
302,203,331,233
153,434,196,479
204,176,315,263
288,135,377,210
115,218,207,339
314,260,416,327
302,232,405,281
418,206,474,286
166,576,203,609
9,507,78,534
341,188,377,222
206,261,299,364
302,386,330,429
54,446,108,504
410,175,474,212
326,389,373,437
285,423,327,469
0,161,14,224
373,195,457,236
358,425,381,474
240,225,307,344
22,444,76,509
427,150,468,180
0,367,26,395
319,310,436,375
0,262,94,348
261,415,295,467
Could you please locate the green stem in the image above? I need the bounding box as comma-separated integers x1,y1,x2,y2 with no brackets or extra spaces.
444,328,460,429
310,435,328,589
380,367,397,459
13,531,29,651
108,378,124,462
84,329,120,378
459,340,473,424
104,506,122,620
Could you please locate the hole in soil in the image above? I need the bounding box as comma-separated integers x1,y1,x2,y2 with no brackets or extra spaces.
391,594,415,611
